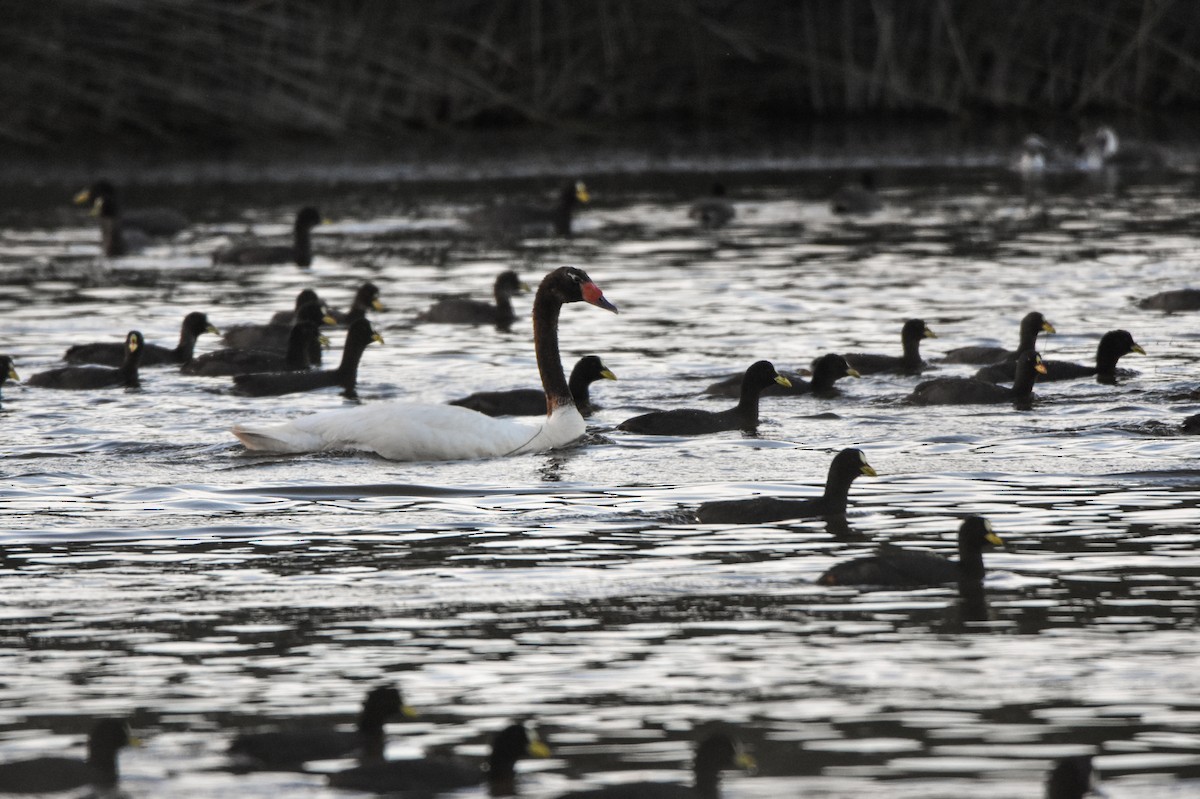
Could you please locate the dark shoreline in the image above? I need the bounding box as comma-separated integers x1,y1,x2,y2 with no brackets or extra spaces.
5,115,1198,188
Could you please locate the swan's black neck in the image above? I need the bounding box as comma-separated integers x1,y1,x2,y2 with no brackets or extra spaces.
533,287,570,415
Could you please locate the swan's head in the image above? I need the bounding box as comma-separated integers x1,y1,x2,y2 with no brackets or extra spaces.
546,266,618,313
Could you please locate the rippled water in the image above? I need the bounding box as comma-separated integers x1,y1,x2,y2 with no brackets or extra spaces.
2,163,1199,798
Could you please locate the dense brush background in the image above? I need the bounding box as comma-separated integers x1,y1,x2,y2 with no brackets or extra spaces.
4,0,1199,154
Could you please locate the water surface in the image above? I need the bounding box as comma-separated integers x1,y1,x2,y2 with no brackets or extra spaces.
1,162,1199,797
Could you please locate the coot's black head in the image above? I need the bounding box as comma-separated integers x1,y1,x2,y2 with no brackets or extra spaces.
355,281,384,311
1015,349,1048,378
1021,311,1056,337
561,180,590,206
297,301,337,326
540,266,618,313
487,721,551,774
74,180,117,206
1045,755,1095,799
495,270,530,298
91,195,120,218
576,355,617,382
831,448,877,480
812,353,861,381
183,311,219,338
359,685,415,726
693,731,755,778
743,360,790,392
88,719,133,756
1,355,18,382
902,318,937,342
294,288,322,310
125,331,144,355
958,516,1004,551
1098,329,1144,360
295,207,323,230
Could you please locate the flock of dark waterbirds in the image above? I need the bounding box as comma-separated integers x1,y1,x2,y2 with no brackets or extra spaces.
1,160,1188,797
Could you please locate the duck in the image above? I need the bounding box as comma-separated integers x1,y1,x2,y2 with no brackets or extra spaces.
27,331,144,389
64,311,218,367
908,350,1046,406
844,319,937,375
0,719,133,793
1077,125,1165,171
688,183,735,229
449,355,616,417
212,207,324,267
221,301,336,364
695,448,877,524
830,172,882,215
703,353,858,399
467,179,590,237
1136,288,1200,312
417,270,529,327
1045,755,1098,799
74,180,188,237
818,516,1003,587
228,685,414,770
328,720,549,794
232,319,382,398
0,355,19,407
182,322,325,377
618,361,790,436
551,731,754,799
231,266,618,461
940,311,1055,365
974,330,1143,384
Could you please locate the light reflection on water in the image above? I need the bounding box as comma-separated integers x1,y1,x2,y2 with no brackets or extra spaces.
1,165,1199,797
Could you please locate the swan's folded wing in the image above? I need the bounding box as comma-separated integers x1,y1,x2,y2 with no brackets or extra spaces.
232,403,585,462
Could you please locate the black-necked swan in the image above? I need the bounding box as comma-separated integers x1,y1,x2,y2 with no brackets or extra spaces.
231,266,618,460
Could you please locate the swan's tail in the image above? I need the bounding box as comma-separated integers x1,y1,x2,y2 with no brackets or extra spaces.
231,422,319,453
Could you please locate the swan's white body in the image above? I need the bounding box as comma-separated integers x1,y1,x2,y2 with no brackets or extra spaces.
232,400,586,461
